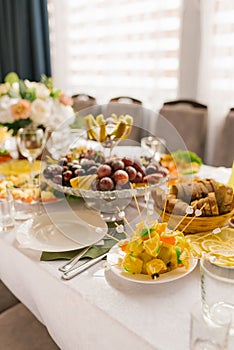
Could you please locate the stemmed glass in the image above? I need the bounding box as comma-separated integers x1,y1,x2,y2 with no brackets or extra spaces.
85,114,133,159
17,127,47,175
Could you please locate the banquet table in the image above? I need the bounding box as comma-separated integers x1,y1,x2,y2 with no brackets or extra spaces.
0,164,233,350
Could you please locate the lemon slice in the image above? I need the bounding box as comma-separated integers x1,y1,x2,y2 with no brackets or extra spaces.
190,242,203,257
201,239,223,251
209,244,231,252
217,228,234,241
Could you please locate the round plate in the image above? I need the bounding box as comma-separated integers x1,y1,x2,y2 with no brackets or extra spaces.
16,212,107,252
107,244,198,284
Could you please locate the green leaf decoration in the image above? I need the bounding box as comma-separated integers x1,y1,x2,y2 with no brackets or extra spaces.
172,150,203,165
19,80,27,98
4,72,19,85
0,118,33,136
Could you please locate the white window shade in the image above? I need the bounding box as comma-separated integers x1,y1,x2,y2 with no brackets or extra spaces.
48,0,182,109
198,0,234,163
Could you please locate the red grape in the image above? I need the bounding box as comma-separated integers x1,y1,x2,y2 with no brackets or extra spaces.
132,171,143,183
111,159,125,171
99,177,115,191
97,164,112,178
122,157,134,167
113,170,129,185
125,166,137,181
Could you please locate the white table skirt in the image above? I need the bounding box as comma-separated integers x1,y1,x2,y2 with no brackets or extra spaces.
0,164,233,350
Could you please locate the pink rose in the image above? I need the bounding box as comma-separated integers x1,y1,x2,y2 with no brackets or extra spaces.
59,93,73,106
11,99,31,120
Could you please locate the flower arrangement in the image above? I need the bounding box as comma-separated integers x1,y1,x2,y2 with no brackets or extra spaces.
0,72,74,135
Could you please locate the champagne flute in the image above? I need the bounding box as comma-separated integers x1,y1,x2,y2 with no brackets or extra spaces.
17,127,47,175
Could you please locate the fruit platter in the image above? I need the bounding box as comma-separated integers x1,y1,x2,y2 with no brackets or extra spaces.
107,219,197,283
43,147,169,219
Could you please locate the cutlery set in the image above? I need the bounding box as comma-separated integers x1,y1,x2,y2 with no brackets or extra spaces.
58,244,109,280
61,252,108,280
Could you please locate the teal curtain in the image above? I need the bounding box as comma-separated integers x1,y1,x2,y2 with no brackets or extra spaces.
0,0,51,82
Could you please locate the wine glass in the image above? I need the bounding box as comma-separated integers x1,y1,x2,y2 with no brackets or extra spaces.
17,127,47,175
85,114,133,159
141,136,166,162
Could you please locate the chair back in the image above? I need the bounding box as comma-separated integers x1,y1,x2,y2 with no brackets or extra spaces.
156,99,208,159
109,96,142,105
102,98,144,146
72,94,97,112
214,108,234,167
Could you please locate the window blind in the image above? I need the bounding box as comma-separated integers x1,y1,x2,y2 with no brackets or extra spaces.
47,0,182,109
208,0,234,103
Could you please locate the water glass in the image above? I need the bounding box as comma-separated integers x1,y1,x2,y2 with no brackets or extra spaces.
141,136,166,161
200,251,234,337
0,198,14,232
190,301,231,350
7,181,41,221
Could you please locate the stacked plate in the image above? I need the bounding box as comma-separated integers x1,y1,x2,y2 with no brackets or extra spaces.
15,210,108,252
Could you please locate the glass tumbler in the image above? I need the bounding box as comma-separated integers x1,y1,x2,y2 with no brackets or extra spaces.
7,180,41,221
200,251,234,337
141,136,166,161
190,301,231,350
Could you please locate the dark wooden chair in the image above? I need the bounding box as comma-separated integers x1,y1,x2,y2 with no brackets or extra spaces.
0,280,19,313
104,97,144,146
0,280,60,349
156,99,208,159
72,94,97,112
109,96,142,105
213,108,234,167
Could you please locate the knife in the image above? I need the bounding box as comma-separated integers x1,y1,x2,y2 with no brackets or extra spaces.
58,246,90,272
61,252,108,280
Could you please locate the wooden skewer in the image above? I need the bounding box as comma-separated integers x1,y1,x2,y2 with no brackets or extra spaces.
114,222,131,239
130,183,142,220
181,204,206,234
116,206,135,234
144,187,151,239
161,192,169,223
173,203,197,232
104,232,121,242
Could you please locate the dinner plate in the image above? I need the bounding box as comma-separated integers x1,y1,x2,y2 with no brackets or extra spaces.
16,212,107,252
107,244,198,284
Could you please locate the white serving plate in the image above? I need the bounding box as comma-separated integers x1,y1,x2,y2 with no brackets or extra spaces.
16,212,107,252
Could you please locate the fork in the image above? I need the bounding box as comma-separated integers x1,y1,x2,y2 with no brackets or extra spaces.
58,246,90,272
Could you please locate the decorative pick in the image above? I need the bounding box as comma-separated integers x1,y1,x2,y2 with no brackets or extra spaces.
173,205,194,232
212,228,221,234
180,203,206,234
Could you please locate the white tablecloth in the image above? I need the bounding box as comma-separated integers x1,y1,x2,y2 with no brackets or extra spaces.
0,165,233,350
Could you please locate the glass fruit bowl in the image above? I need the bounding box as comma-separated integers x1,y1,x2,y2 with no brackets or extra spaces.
44,176,168,222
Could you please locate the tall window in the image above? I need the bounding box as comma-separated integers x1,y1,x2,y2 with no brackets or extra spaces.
198,0,234,162
47,0,182,109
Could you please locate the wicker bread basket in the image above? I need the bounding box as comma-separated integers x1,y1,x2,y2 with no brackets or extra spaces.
154,206,234,234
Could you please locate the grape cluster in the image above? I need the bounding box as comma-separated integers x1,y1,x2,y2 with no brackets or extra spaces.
92,157,168,191
43,157,101,187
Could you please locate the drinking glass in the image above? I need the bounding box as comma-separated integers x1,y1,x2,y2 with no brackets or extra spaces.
7,180,41,221
17,127,47,174
190,301,231,350
200,251,234,349
141,136,166,162
85,115,133,159
0,198,15,232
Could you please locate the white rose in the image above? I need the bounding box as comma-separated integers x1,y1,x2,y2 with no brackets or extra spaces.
0,82,10,96
24,80,50,99
0,95,19,111
49,100,75,128
30,98,52,125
